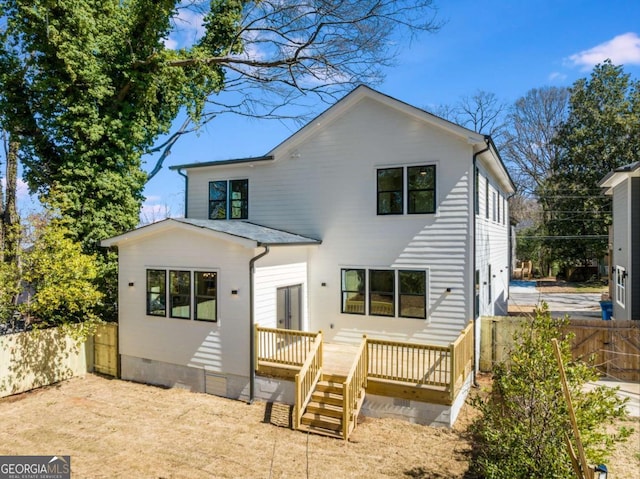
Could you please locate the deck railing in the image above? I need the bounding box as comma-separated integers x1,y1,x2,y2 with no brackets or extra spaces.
449,321,474,400
255,326,319,367
342,336,368,440
367,339,451,387
293,333,323,429
367,321,474,399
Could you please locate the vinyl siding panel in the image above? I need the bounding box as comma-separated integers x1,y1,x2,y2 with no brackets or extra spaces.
116,227,252,377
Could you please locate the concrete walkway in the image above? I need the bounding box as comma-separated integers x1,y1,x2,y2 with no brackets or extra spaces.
585,379,640,417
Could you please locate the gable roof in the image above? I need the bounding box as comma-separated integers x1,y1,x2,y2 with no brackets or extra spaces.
169,86,515,193
101,218,321,248
599,161,640,194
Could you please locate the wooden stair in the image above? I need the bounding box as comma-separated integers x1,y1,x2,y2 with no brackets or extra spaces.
298,374,365,440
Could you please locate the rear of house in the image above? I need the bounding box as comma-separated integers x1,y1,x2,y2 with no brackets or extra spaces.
103,86,514,428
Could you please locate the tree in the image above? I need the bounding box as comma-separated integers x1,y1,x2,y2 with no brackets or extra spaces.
429,90,508,142
544,61,640,267
501,86,569,197
0,0,441,253
470,305,629,478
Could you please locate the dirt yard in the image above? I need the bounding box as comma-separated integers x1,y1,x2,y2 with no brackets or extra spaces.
0,374,638,478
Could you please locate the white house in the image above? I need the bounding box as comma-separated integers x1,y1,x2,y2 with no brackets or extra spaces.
102,86,515,431
599,161,640,320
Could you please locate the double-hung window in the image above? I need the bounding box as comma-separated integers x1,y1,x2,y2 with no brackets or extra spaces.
209,179,248,219
377,165,435,215
146,269,217,322
341,268,426,319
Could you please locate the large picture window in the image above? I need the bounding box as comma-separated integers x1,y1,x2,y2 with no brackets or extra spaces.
146,269,217,322
341,269,365,314
209,179,248,219
169,270,191,319
377,165,436,215
399,270,426,319
146,269,166,316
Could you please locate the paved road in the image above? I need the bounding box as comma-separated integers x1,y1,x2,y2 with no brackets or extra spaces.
509,290,602,319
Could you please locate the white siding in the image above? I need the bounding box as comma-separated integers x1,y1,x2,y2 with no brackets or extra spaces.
254,247,310,329
117,226,253,377
612,181,629,320
475,165,510,318
187,98,481,345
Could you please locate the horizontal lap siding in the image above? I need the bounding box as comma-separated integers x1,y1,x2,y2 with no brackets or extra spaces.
184,98,510,345
117,228,252,376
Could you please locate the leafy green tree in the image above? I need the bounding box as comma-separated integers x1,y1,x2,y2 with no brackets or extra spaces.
544,61,640,267
470,305,629,478
0,1,440,319
19,217,103,329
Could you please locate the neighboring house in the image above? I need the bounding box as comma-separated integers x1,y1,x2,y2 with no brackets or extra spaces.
102,86,515,432
599,161,640,320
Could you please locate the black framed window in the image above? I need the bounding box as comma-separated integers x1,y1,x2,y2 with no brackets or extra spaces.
485,180,490,218
230,180,248,219
341,269,365,314
209,181,227,219
377,168,403,215
209,179,248,219
147,269,166,316
195,271,217,321
369,270,395,317
407,166,436,214
399,270,426,319
169,270,191,319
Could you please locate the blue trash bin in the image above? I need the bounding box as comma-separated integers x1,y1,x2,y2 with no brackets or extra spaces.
599,300,613,320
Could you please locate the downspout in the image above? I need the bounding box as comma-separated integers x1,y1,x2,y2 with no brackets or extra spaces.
248,245,270,404
471,138,491,387
176,168,188,218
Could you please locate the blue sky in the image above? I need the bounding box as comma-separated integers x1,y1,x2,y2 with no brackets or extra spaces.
28,1,640,221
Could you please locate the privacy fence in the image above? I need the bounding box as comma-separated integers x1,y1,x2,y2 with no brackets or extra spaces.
480,317,640,382
0,322,119,399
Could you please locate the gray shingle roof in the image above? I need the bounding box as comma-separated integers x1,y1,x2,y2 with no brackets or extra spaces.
174,218,321,245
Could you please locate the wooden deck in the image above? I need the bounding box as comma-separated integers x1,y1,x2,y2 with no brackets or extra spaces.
255,325,474,439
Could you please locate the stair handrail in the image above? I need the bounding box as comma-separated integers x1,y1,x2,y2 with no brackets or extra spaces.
342,335,368,440
294,331,323,430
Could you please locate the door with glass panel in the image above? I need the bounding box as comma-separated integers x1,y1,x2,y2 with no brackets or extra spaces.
277,284,302,330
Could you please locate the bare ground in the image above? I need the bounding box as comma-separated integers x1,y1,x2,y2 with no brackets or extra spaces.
0,374,638,479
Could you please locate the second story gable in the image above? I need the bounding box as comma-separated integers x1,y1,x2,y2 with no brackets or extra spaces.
171,86,515,237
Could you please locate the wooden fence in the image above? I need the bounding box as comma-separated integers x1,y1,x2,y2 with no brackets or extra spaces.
93,322,119,378
480,317,640,382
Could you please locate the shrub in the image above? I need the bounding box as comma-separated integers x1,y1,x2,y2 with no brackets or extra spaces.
469,304,630,478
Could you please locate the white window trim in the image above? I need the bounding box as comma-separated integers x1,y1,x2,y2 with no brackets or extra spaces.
615,265,626,307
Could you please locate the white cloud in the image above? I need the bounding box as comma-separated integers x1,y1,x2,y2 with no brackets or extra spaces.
548,71,567,82
139,202,172,225
567,32,640,70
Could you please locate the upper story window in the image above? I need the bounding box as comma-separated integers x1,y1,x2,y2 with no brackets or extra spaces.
377,165,435,215
209,179,248,219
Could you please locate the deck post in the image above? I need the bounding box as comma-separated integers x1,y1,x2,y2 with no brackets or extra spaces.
449,343,455,402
